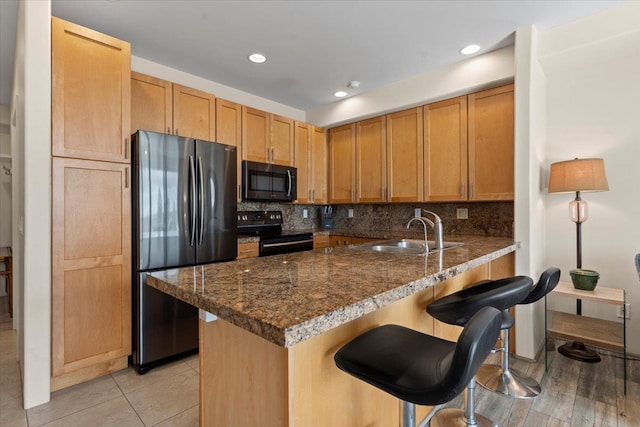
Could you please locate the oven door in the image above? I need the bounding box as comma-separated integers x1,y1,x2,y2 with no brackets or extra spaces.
260,234,313,256
242,160,297,201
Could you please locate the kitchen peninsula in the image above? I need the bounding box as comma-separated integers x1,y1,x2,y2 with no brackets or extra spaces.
146,235,518,426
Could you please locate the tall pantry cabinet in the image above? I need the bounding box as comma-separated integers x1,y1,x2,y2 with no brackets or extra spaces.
51,17,131,391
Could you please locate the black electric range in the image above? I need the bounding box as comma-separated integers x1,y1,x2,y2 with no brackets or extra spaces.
237,211,314,257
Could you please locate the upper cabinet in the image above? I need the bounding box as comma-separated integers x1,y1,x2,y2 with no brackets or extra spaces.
130,72,216,141
294,121,311,204
328,124,356,203
311,126,327,204
242,107,270,163
52,17,131,163
131,72,172,135
424,96,468,202
216,98,243,201
356,116,386,203
242,107,294,166
386,107,423,203
468,84,514,201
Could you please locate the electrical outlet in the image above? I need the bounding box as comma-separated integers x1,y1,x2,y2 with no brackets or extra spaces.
456,208,469,220
414,208,421,218
348,208,354,218
302,208,308,219
617,303,631,319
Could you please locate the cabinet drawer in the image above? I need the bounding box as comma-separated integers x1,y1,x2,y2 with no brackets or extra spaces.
313,236,330,249
237,242,259,259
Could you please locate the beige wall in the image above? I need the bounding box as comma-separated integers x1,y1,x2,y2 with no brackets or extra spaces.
540,2,640,354
14,0,52,409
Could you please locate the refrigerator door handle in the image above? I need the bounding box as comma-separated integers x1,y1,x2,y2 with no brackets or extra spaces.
286,169,292,197
198,156,205,245
189,155,197,247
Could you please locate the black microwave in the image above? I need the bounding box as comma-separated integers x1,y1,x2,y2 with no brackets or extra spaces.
242,160,297,202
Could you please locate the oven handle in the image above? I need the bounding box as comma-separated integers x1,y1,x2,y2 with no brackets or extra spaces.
262,238,314,249
286,169,292,197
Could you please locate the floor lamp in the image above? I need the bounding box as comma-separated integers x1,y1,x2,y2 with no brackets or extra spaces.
548,158,609,363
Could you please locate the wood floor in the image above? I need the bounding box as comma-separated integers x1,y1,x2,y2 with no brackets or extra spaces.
1,294,638,426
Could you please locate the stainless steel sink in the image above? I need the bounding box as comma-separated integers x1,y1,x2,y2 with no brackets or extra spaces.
352,239,464,254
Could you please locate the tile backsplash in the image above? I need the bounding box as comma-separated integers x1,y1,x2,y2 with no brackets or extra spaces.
238,202,514,237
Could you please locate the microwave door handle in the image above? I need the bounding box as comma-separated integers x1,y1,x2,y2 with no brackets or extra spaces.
189,155,196,247
286,169,292,197
198,156,205,245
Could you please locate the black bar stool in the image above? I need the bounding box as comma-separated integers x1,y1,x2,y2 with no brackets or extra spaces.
426,275,534,426
335,307,502,427
475,267,561,399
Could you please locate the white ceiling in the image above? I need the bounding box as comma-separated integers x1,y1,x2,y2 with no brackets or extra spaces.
0,0,625,110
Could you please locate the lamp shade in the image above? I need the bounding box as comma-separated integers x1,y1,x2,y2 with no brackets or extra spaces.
548,158,609,193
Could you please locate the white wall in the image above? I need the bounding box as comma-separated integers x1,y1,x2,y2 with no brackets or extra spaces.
13,0,52,408
307,45,515,128
513,25,548,360
0,106,11,253
132,56,305,122
540,2,640,354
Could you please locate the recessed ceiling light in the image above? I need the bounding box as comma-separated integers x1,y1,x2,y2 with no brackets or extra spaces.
334,91,348,98
248,53,267,63
460,45,481,55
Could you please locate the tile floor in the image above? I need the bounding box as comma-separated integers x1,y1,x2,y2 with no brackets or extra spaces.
1,293,639,426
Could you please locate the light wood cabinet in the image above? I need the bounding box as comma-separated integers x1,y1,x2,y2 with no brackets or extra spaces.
172,84,216,140
242,107,270,163
468,84,514,201
242,108,294,166
51,158,131,391
424,96,468,201
237,242,259,259
311,127,327,204
328,124,356,203
216,98,242,201
313,235,330,249
294,121,312,204
130,72,216,141
330,236,352,247
52,17,131,163
356,116,386,203
270,115,295,166
386,107,424,202
131,72,172,135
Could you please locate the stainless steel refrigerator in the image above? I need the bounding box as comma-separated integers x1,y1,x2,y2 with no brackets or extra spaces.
131,130,237,374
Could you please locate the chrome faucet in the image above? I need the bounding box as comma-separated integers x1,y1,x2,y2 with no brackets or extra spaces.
406,217,430,254
422,210,444,250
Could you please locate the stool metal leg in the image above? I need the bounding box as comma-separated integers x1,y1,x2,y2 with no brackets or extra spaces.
476,328,542,399
401,400,416,427
430,378,498,427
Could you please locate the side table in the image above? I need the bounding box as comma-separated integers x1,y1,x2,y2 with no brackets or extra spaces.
546,281,626,394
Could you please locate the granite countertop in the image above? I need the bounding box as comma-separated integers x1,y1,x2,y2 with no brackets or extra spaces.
147,235,518,348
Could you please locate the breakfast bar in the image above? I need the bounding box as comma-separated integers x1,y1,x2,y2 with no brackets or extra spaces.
146,235,518,426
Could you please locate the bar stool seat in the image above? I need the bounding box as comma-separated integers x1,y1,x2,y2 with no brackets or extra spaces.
335,307,503,427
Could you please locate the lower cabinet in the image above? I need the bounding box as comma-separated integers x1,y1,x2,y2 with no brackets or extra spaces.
330,236,352,247
51,158,131,391
313,236,330,249
237,242,259,259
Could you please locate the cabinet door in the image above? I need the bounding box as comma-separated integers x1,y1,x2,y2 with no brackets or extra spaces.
131,72,172,135
328,124,356,204
424,97,468,201
356,117,386,203
51,158,131,390
216,98,242,201
468,84,514,201
311,127,327,204
52,17,131,163
173,84,216,140
386,108,423,202
242,107,270,163
294,122,311,203
270,115,295,166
